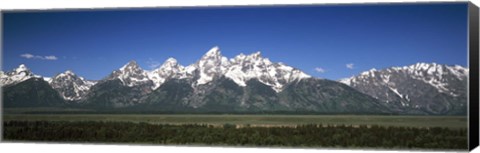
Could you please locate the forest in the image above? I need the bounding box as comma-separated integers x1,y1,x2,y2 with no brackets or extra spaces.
3,120,467,150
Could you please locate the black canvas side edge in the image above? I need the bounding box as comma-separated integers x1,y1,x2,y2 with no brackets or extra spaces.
469,1,479,151
0,11,3,142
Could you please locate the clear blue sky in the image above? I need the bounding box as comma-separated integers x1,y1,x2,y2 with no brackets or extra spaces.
2,3,468,80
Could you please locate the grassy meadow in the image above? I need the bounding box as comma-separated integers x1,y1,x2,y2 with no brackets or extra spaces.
3,113,467,129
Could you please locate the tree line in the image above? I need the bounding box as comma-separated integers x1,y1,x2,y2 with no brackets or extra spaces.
3,121,467,150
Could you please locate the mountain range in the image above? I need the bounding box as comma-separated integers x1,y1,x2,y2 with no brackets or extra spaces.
1,47,469,115
339,63,468,115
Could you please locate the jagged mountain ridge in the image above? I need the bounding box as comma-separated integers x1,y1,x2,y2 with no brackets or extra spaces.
225,50,310,92
83,46,315,108
107,60,153,87
147,58,189,89
50,70,96,101
144,46,311,92
339,63,468,115
1,47,468,115
0,64,38,86
73,46,312,97
79,46,311,101
1,65,97,102
83,61,154,107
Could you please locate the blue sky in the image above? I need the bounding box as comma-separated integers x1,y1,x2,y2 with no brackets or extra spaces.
2,3,468,80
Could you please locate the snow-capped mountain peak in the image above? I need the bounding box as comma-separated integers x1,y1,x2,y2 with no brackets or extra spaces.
448,65,469,80
15,64,29,73
385,63,467,93
120,60,140,71
3,47,313,101
339,77,353,86
236,53,246,59
339,62,468,110
1,64,37,86
109,60,151,87
50,70,96,101
250,51,262,58
43,77,52,83
164,57,178,65
194,46,231,86
147,57,188,89
201,46,227,60
98,47,311,91
64,70,75,75
225,50,310,92
204,46,221,57
54,70,76,79
158,58,184,71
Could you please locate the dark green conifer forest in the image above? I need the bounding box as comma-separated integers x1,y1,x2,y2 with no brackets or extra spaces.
3,121,467,150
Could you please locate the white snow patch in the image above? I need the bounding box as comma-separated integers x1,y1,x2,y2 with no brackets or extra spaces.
389,86,403,98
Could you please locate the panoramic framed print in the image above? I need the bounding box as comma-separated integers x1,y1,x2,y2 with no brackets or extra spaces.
1,1,479,152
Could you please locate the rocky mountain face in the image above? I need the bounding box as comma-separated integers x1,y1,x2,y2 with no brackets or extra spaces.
278,78,390,113
137,46,316,111
83,61,154,108
147,58,189,89
340,63,468,115
144,46,311,92
1,64,37,86
3,77,64,108
1,47,469,115
225,50,310,92
50,70,96,101
140,76,389,114
82,47,360,111
188,46,232,86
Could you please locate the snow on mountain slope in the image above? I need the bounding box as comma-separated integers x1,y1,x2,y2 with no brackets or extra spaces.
341,63,468,95
340,62,468,111
3,47,312,95
50,70,96,101
0,64,38,86
147,57,189,89
43,77,52,83
146,46,311,92
169,46,311,92
225,51,311,92
189,46,231,86
399,63,468,94
107,60,152,87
